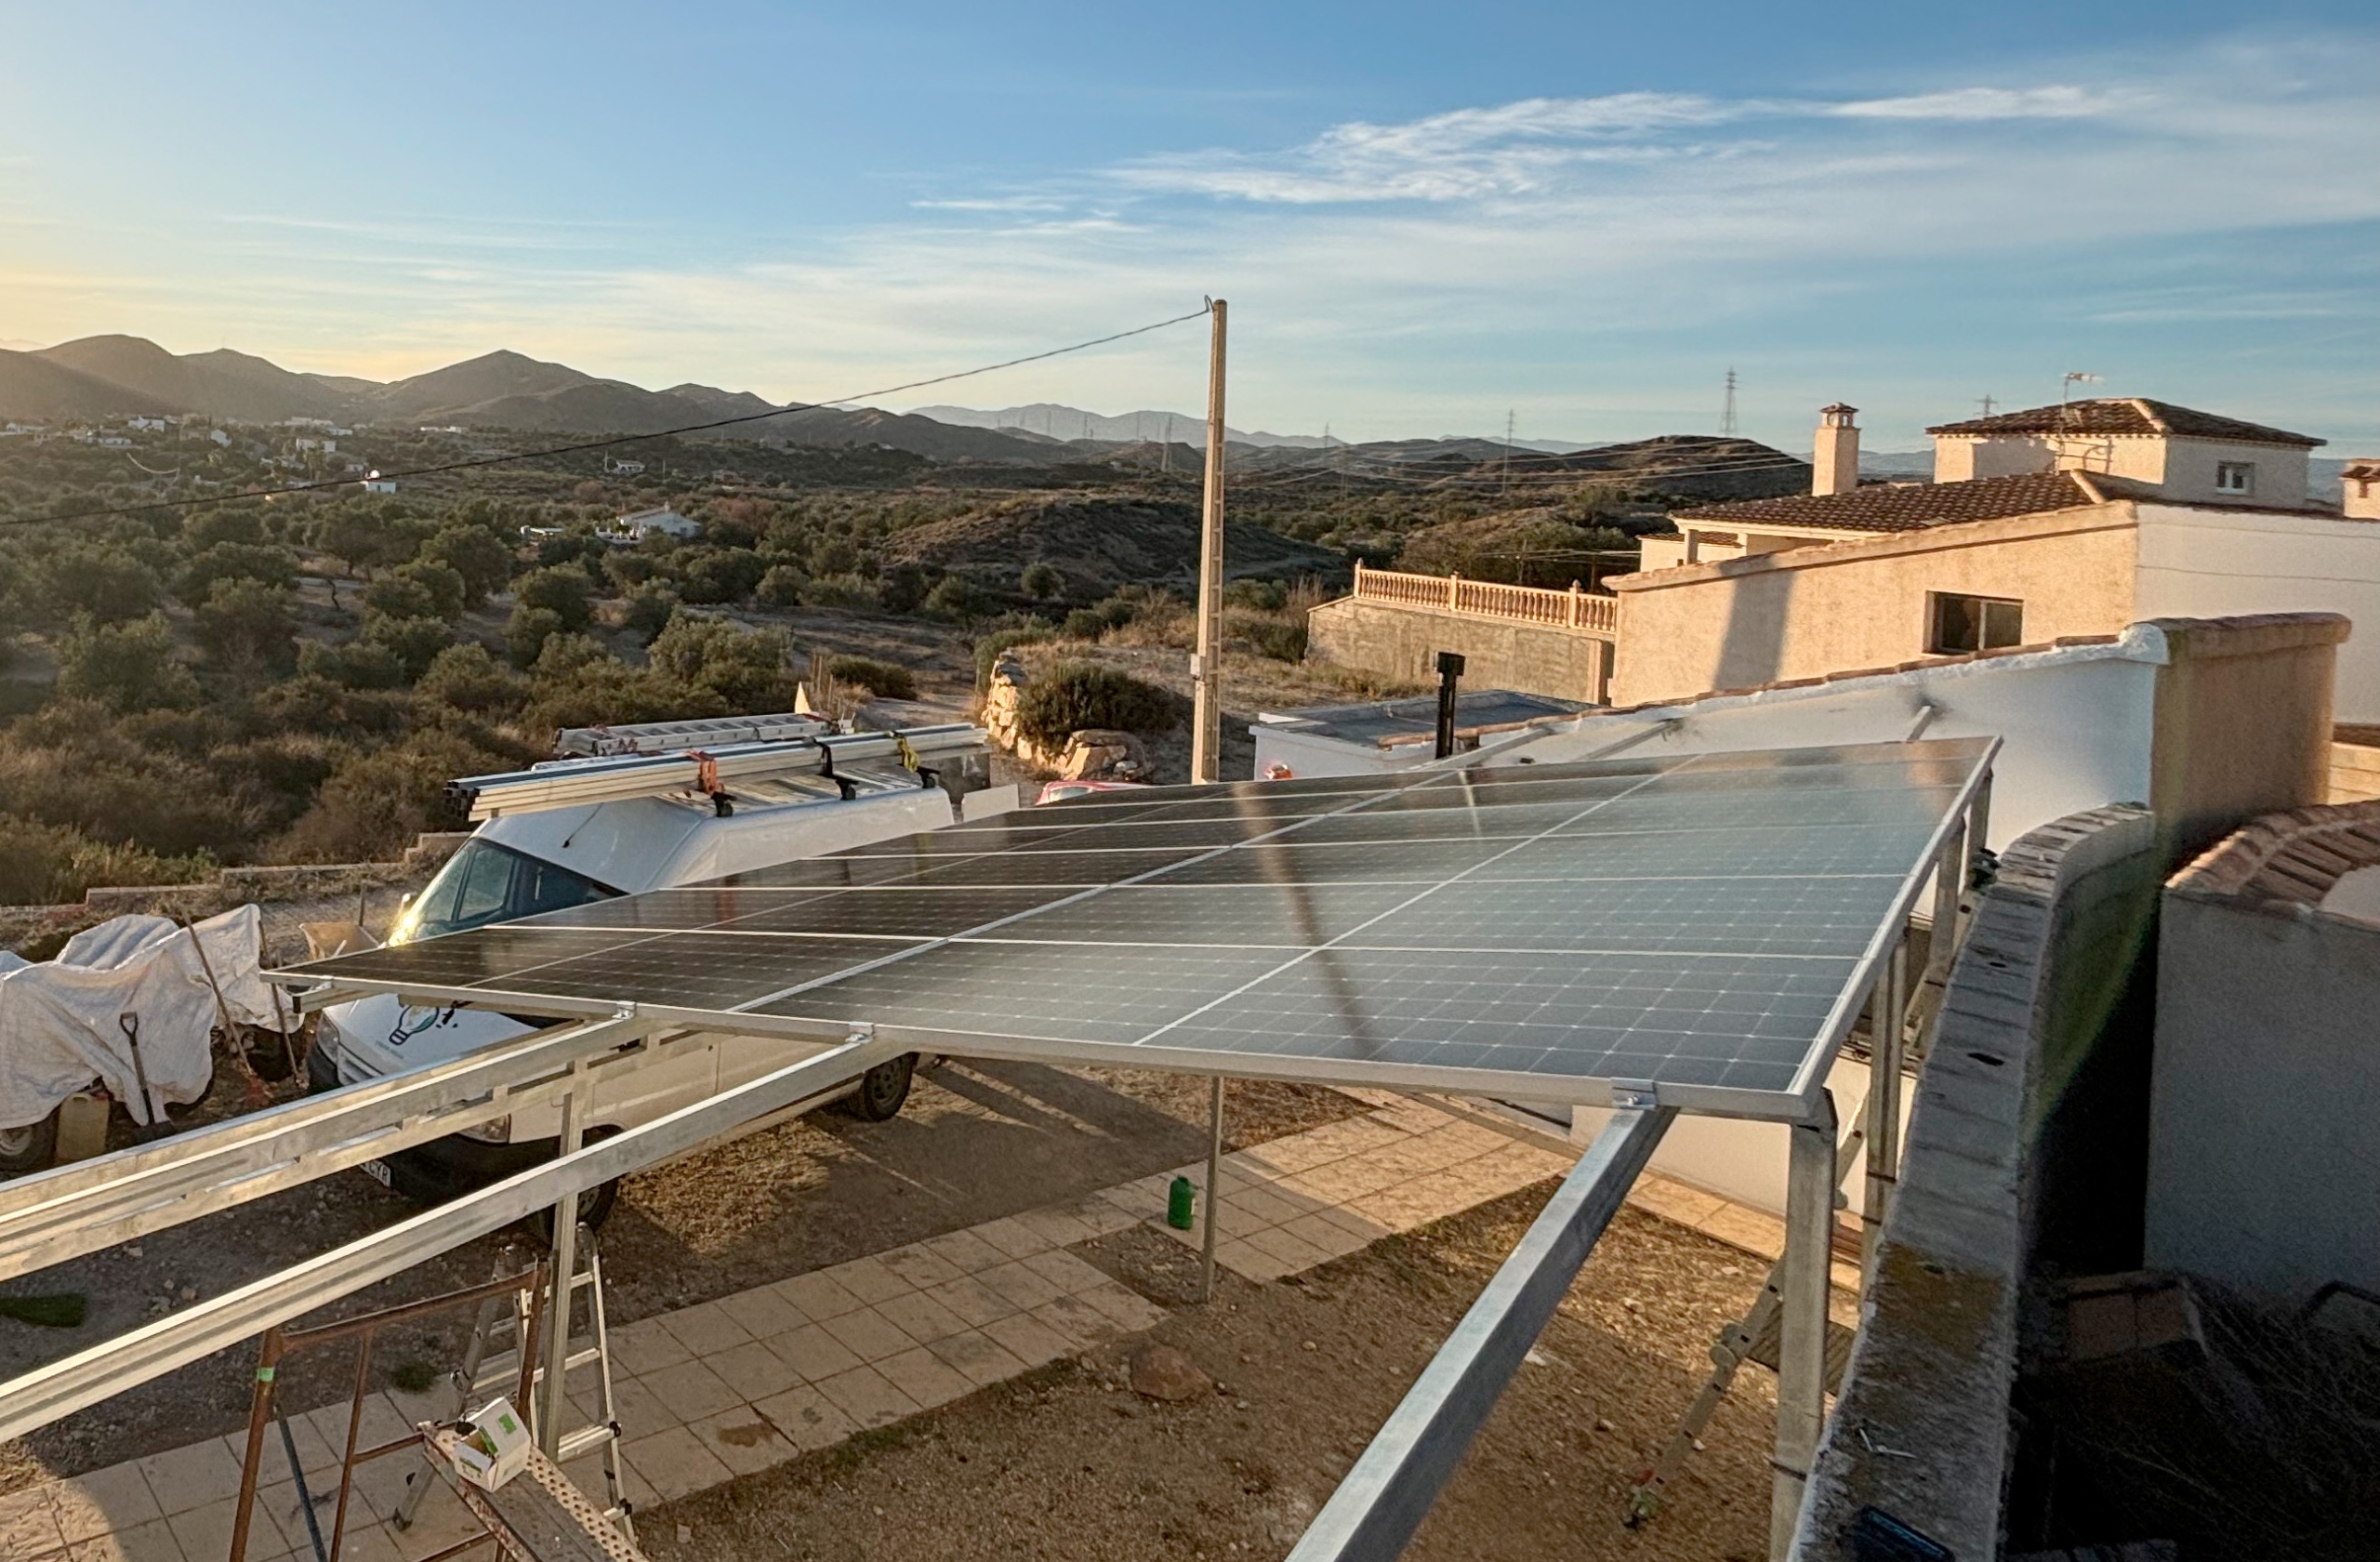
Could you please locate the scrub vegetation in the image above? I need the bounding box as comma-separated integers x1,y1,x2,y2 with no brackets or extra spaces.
0,419,1656,901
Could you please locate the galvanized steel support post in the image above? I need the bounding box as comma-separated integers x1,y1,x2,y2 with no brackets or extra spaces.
1286,1106,1673,1562
537,1066,588,1458
1200,1076,1225,1304
1772,1090,1838,1560
1860,947,1905,1284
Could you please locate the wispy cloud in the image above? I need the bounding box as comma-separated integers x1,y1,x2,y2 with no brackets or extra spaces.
2,34,2371,440
1111,81,2154,205
1828,85,2135,120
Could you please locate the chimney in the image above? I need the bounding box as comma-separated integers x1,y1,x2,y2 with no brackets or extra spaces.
2345,459,2380,521
1813,404,1859,496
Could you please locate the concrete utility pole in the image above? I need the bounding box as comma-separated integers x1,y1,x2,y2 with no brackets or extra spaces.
1190,298,1228,784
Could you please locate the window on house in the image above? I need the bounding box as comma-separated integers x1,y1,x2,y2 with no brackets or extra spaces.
1927,592,2025,655
2215,461,2255,495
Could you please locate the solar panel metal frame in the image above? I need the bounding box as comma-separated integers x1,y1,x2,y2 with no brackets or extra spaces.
274,738,1995,1123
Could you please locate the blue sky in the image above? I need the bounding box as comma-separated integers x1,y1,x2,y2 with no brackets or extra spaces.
1,1,2373,451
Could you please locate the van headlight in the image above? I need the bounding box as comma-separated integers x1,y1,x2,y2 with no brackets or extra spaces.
458,1116,512,1144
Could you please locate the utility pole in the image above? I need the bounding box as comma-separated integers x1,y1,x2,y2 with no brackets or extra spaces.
1721,368,1739,437
1190,298,1228,784
1502,409,1515,501
1977,394,1997,417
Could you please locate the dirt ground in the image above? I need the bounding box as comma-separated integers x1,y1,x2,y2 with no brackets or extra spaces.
0,1059,1361,1492
642,1189,1778,1562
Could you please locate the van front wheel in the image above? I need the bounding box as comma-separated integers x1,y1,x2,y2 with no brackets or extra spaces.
0,1109,59,1177
843,1054,916,1122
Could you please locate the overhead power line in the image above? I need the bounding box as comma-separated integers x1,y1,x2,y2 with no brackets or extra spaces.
4,305,1215,531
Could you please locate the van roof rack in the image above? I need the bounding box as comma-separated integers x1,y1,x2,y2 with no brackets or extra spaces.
450,724,990,821
555,712,831,757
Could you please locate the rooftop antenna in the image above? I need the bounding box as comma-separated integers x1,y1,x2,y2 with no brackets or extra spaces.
1721,368,1739,437
2066,371,2104,433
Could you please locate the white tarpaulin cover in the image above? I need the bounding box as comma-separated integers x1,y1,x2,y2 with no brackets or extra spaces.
0,907,279,1130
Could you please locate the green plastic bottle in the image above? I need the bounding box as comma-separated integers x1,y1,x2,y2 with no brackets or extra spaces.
1167,1175,1197,1230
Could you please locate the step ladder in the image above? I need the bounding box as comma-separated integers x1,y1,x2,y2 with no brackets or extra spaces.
1624,1118,1868,1529
394,1230,634,1542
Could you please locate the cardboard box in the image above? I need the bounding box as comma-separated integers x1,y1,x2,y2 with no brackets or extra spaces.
451,1397,534,1490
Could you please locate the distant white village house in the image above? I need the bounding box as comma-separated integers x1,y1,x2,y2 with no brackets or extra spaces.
601,506,700,542
361,471,398,494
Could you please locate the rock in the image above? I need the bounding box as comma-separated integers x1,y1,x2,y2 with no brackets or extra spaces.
1056,727,1148,782
1129,1343,1211,1402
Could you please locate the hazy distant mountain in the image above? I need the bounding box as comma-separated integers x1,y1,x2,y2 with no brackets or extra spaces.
659,382,780,418
0,347,177,420
33,336,353,422
359,349,598,420
1860,448,1936,480
908,402,1586,455
0,338,1061,460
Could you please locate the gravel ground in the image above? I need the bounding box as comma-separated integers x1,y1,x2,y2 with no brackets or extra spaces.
642,1189,1778,1562
0,1057,1362,1492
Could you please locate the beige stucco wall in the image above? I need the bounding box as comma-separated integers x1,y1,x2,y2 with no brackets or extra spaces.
1306,597,1613,702
2133,502,2380,721
1934,431,2310,507
1935,434,2055,483
1606,505,2142,706
2149,437,2312,509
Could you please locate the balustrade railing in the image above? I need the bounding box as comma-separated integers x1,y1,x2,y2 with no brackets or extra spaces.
1349,563,1618,633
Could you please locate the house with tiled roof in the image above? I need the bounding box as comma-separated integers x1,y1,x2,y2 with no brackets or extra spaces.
1642,398,2335,572
1927,396,2325,506
1611,400,2380,719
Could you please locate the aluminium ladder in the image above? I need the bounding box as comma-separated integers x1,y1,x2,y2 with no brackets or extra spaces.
394,1230,634,1542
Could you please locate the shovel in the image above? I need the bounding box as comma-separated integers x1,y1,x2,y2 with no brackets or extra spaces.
118,1013,165,1142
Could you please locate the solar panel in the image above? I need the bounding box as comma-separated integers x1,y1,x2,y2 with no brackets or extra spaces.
275,737,1992,1119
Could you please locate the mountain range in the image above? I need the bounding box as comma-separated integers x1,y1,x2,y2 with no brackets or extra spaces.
0,337,1074,462
910,402,1584,454
0,337,1601,460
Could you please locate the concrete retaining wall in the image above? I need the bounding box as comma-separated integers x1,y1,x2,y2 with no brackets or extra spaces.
1792,805,2163,1561
1304,596,1612,703
0,832,470,954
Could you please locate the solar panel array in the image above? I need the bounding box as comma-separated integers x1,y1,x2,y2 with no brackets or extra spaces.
282,737,1989,1116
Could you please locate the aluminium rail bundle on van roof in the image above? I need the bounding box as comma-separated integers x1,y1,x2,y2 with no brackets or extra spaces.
448,724,990,820
556,711,834,757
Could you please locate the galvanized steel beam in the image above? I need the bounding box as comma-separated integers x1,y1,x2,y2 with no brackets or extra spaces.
0,1011,663,1283
0,1033,897,1443
1285,1105,1674,1562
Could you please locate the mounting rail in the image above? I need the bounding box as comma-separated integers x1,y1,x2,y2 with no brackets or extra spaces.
448,723,988,819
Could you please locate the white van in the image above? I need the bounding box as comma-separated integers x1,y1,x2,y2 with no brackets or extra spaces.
307,719,996,1226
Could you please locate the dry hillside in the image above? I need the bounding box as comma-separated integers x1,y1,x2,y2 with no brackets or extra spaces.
880,494,1344,598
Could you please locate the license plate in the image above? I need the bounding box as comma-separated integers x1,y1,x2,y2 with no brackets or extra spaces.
360,1158,393,1188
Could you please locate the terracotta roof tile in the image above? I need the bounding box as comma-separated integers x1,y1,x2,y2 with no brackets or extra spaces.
2169,801,2380,909
1925,397,2322,448
1672,470,2104,533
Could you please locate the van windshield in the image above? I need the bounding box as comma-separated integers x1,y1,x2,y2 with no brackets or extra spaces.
396,840,618,944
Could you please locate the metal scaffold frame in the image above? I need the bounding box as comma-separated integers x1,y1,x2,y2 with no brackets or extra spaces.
0,1029,899,1443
